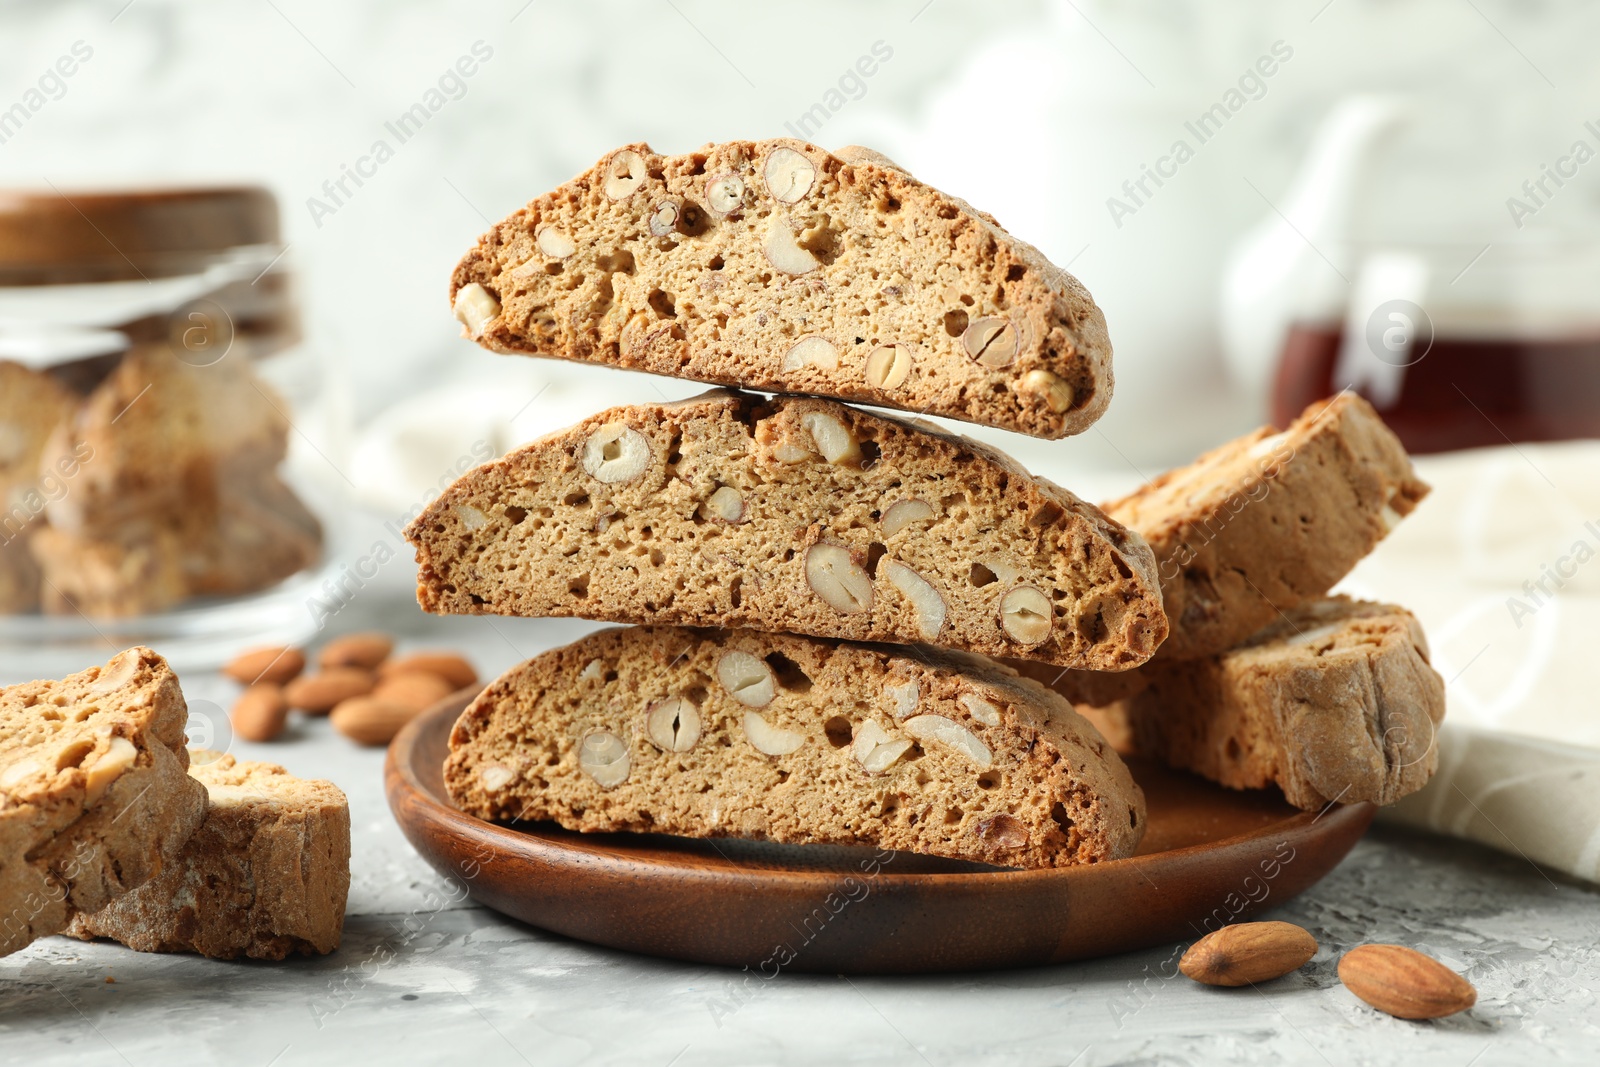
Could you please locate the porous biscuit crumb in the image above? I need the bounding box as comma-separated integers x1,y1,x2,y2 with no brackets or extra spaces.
446,626,1145,869
68,752,350,959
406,390,1166,670
1104,393,1429,660
450,140,1113,439
0,647,207,957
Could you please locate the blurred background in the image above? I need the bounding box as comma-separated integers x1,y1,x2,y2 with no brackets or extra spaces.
2,0,1597,771
7,0,1600,463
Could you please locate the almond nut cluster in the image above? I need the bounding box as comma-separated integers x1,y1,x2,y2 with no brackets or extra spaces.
224,634,477,747
1179,921,1477,1020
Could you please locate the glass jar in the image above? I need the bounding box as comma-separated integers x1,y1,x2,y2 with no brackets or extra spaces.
0,187,346,678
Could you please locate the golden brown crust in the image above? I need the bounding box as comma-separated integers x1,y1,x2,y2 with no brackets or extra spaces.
1102,598,1446,810
450,140,1112,439
406,390,1166,670
0,647,207,956
68,753,350,959
445,626,1144,869
1105,393,1429,660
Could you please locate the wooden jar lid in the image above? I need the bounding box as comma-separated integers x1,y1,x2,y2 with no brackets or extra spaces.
0,186,279,282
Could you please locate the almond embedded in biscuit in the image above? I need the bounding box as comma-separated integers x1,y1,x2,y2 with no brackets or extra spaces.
444,625,1146,869
405,391,1166,671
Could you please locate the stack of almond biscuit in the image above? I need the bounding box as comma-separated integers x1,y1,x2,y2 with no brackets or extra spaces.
406,140,1444,870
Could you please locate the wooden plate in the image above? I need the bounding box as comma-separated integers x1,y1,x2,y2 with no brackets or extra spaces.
387,691,1374,974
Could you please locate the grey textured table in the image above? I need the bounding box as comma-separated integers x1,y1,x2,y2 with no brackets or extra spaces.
3,605,1597,1066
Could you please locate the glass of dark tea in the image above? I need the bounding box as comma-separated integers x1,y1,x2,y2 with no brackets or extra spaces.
1272,240,1600,454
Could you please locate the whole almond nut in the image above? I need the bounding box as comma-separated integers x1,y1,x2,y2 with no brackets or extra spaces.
902,714,992,767
782,336,838,372
851,720,913,775
647,198,680,236
962,316,1019,367
372,671,455,714
222,646,305,687
318,632,394,670
705,172,745,215
1338,944,1477,1019
804,543,873,614
764,146,816,203
999,584,1053,645
880,498,934,537
743,711,806,756
1020,368,1075,413
380,653,478,690
330,697,417,747
716,650,776,707
536,225,576,258
763,216,820,275
284,668,375,715
800,411,861,466
453,283,500,338
701,485,746,524
230,685,289,743
863,343,913,390
580,423,652,484
603,149,647,200
90,650,140,693
882,560,946,639
1179,922,1318,987
579,731,631,787
645,697,701,753
83,737,137,806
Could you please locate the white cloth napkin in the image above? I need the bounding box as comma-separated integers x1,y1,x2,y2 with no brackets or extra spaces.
1339,440,1600,882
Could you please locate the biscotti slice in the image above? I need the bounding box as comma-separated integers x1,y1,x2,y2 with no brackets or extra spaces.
1,360,75,499
449,139,1111,438
407,391,1166,670
447,626,1145,869
1092,598,1446,810
0,541,40,615
1104,393,1429,660
0,647,207,957
31,473,321,618
68,752,350,959
0,361,76,613
40,344,292,534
